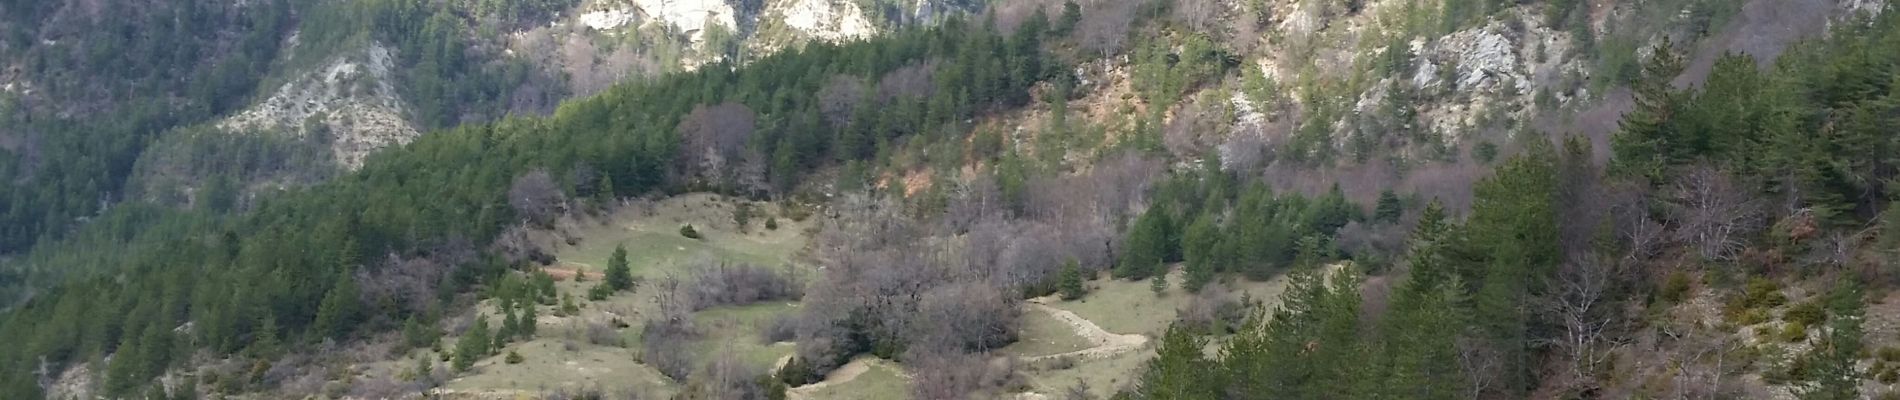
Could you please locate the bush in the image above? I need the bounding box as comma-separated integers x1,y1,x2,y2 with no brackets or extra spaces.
680,224,702,239
587,283,613,301
1878,346,1900,362
1743,278,1787,309
1779,322,1809,343
1659,270,1693,303
1784,299,1826,327
765,217,779,231
761,315,797,344
505,351,524,364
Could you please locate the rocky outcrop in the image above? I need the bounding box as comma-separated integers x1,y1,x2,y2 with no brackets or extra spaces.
776,0,878,42
219,43,417,171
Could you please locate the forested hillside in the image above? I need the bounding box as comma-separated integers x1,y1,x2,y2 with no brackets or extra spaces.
0,14,1061,398
1,0,1895,398
0,0,982,305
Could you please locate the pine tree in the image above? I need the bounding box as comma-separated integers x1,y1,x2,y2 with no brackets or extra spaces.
415,356,433,383
312,269,361,340
249,313,282,359
1293,235,1331,271
1799,279,1865,400
1611,37,1686,182
519,306,538,338
1374,190,1403,223
1183,213,1221,292
499,309,521,342
1136,325,1216,399
1373,278,1469,400
1058,258,1087,300
605,244,634,292
1118,207,1173,280
453,316,492,371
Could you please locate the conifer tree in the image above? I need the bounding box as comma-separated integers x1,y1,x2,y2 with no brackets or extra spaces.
453,317,492,372
1118,206,1173,280
1799,279,1865,400
1137,325,1217,399
249,313,282,359
1611,37,1686,181
1183,213,1221,292
312,269,360,340
1374,190,1403,223
1058,258,1086,300
519,306,538,338
605,244,634,292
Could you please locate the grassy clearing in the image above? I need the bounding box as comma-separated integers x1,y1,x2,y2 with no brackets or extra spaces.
687,302,801,369
805,361,912,400
553,193,814,280
1057,267,1299,337
1020,347,1155,398
439,338,677,399
440,194,816,397
1000,306,1096,359
1014,266,1314,398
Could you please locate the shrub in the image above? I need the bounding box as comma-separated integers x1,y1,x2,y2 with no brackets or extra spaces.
587,284,613,301
761,315,797,344
1784,299,1826,327
680,224,702,239
1659,270,1693,303
1779,322,1808,343
1743,278,1787,309
583,320,622,347
765,217,779,231
1878,346,1900,362
505,351,524,364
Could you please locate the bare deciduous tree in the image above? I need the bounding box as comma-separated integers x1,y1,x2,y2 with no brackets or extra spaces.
509,169,566,226
1078,0,1138,57
1172,0,1223,34
1665,164,1763,262
878,63,937,101
818,75,867,128
1534,254,1626,392
675,103,758,187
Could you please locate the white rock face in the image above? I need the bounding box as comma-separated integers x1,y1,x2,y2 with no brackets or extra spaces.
220,44,419,170
1430,26,1531,95
779,0,878,41
631,0,737,42
579,8,637,30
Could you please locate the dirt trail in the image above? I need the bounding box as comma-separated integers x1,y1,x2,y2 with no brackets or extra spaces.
783,357,908,400
1022,298,1150,362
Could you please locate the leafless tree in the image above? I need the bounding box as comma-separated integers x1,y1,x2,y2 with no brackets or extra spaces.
688,352,773,400
1172,0,1223,34
1221,130,1269,174
818,75,867,128
1665,164,1764,262
1164,101,1212,158
909,282,1019,353
1335,221,1408,264
1078,0,1138,57
908,350,1020,400
675,103,758,188
671,261,802,312
509,169,567,226
1456,335,1502,399
1534,254,1625,392
878,63,937,101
